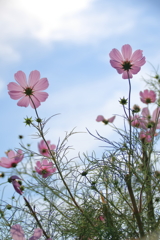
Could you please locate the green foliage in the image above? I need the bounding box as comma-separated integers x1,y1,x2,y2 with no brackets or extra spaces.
1,70,160,239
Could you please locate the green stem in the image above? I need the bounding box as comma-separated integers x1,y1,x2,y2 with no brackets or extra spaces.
142,143,155,231
125,174,145,238
23,197,50,239
127,72,132,171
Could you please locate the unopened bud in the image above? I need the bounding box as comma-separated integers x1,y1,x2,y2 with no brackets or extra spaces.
132,104,141,113
0,173,5,178
6,204,12,210
81,171,88,176
119,97,128,105
19,135,23,139
24,117,33,126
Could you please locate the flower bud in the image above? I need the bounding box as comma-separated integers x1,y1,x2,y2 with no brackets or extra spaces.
119,97,128,105
24,117,33,126
0,173,5,178
132,104,141,113
6,204,12,210
81,171,88,176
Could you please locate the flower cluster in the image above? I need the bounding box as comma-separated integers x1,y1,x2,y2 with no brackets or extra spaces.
130,89,160,143
10,224,43,240
0,140,57,181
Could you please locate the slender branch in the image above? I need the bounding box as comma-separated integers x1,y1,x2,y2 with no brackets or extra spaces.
142,143,156,230
125,174,145,237
127,72,132,170
23,197,50,239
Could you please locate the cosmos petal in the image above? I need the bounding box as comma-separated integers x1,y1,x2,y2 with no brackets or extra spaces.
7,82,23,91
121,44,132,60
14,71,27,88
29,95,41,108
109,48,123,62
29,228,43,240
34,78,49,91
33,91,49,102
17,96,30,107
10,224,25,240
28,70,40,87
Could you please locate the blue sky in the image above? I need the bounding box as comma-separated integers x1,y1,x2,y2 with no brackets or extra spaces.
0,0,160,177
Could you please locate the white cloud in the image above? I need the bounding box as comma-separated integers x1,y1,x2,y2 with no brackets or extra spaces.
0,43,20,62
0,0,139,61
0,77,5,96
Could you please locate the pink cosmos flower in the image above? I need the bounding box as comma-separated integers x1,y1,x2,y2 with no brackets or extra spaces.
35,159,56,178
96,115,116,125
38,140,56,157
99,215,105,222
139,131,152,143
141,107,160,129
0,150,23,168
140,89,156,104
109,44,146,79
10,224,43,240
7,70,49,108
130,114,145,128
9,175,24,195
138,107,160,143
130,107,160,143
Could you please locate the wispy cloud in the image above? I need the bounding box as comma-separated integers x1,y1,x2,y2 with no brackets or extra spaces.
0,0,140,62
0,78,5,96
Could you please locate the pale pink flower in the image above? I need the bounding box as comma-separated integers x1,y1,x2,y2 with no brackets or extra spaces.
96,115,115,125
7,70,49,108
10,224,43,240
139,131,152,143
145,134,152,143
35,159,56,178
99,215,105,222
139,131,146,140
140,89,156,104
38,140,56,157
0,150,23,168
109,44,146,79
141,107,160,129
130,114,145,128
139,107,160,142
9,175,24,195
